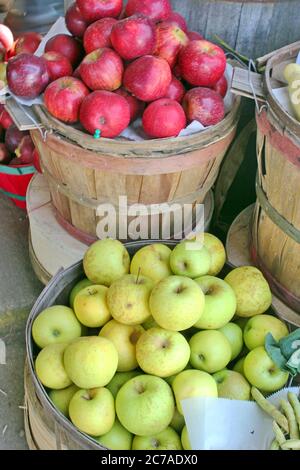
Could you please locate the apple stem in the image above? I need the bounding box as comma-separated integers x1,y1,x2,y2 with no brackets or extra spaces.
94,129,101,139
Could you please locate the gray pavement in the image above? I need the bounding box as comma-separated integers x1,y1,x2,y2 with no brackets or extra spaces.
0,193,43,449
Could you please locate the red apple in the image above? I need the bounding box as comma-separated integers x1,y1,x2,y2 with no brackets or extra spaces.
179,40,226,87
5,125,28,153
7,53,50,99
15,32,42,55
83,18,117,54
173,63,182,79
0,105,13,129
110,15,156,61
43,52,73,82
212,75,228,98
165,12,187,32
76,0,123,22
164,75,185,102
142,98,186,138
79,90,130,138
73,66,81,78
65,3,89,38
33,148,42,173
80,47,123,91
125,0,171,22
15,135,35,164
187,31,204,41
44,77,89,123
124,55,171,102
45,34,83,67
183,87,225,126
115,87,144,122
154,21,188,67
0,24,14,54
0,143,11,164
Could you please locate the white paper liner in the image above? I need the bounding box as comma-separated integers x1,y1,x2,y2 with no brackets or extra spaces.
182,386,299,450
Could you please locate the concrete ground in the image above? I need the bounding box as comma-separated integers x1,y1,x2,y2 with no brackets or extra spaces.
0,193,43,450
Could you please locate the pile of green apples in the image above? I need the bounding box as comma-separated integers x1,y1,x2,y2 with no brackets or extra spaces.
31,235,290,451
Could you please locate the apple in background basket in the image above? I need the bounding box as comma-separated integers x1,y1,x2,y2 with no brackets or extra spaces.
74,285,111,328
154,21,188,68
183,87,225,127
0,105,13,129
187,31,204,41
165,12,188,32
83,18,117,53
35,343,72,390
5,125,28,153
80,91,130,138
76,0,123,22
0,143,11,164
15,135,35,164
212,75,228,98
179,40,226,87
124,55,172,102
164,75,185,102
49,384,79,418
45,34,83,67
42,52,73,82
7,53,49,99
115,88,145,122
44,77,89,124
96,419,133,450
107,371,141,398
142,98,186,138
65,3,89,39
125,0,172,22
79,48,123,91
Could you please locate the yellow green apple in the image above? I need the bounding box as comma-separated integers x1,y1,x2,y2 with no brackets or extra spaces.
219,322,243,360
96,418,133,450
69,387,115,437
136,327,190,378
189,330,232,373
130,243,172,283
99,319,144,372
107,274,153,325
203,233,226,276
107,371,141,398
69,278,94,309
233,356,246,376
213,369,251,400
244,314,289,350
181,426,192,450
74,285,111,328
49,384,79,417
225,267,272,317
150,276,205,331
172,369,218,415
35,343,72,390
116,375,175,436
169,239,211,278
132,427,182,450
64,336,118,389
32,305,82,349
243,346,289,393
83,239,130,286
194,276,237,329
170,407,185,434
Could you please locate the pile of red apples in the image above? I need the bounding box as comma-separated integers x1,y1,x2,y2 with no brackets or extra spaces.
6,0,229,139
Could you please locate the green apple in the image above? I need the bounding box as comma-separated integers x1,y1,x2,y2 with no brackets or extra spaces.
130,244,172,283
244,314,289,350
99,320,144,372
69,278,94,309
172,369,218,415
213,369,251,400
74,285,111,328
181,426,191,450
83,239,130,286
116,375,175,436
150,276,205,331
107,274,153,325
35,343,72,390
96,418,133,450
107,371,141,397
219,322,243,361
143,316,159,330
233,357,246,376
203,233,226,276
69,387,115,437
164,364,192,387
170,407,185,434
189,330,232,373
243,346,289,393
194,276,237,329
132,427,182,450
225,267,272,318
32,306,82,349
49,384,79,417
136,327,190,378
169,239,211,278
64,336,118,389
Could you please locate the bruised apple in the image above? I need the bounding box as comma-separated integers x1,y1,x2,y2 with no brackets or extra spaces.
79,48,123,91
44,77,89,123
179,40,226,87
110,15,156,60
15,32,42,55
43,52,73,82
164,75,185,102
142,98,186,138
124,55,172,102
212,75,228,98
183,87,225,127
45,34,83,67
115,88,144,122
79,91,130,138
65,3,89,38
7,53,49,99
125,0,171,22
154,21,188,68
76,0,123,22
83,18,117,53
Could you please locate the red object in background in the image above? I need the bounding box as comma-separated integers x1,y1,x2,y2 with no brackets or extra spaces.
83,18,117,53
0,105,13,129
125,0,171,22
43,51,73,82
65,3,89,38
76,0,123,22
0,162,35,210
165,12,188,32
45,34,83,67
